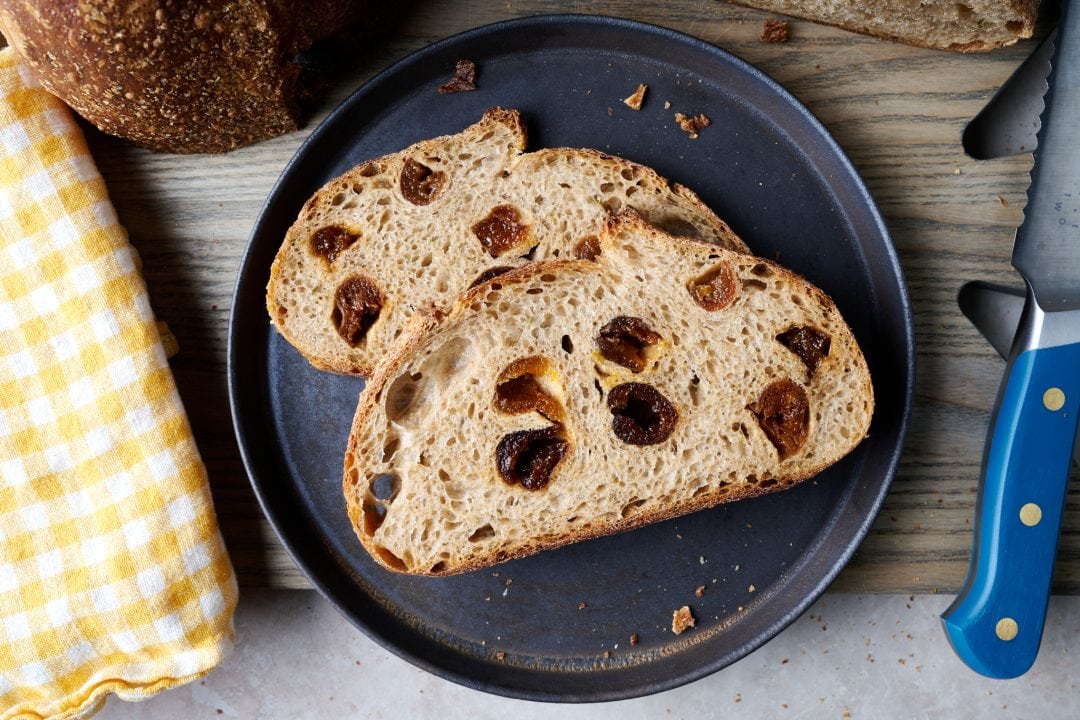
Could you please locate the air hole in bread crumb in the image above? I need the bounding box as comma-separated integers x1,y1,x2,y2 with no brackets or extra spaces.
751,263,773,277
382,436,400,463
653,216,700,239
562,335,574,353
468,524,496,542
743,279,768,291
330,192,346,206
385,371,423,424
601,196,623,214
358,162,383,177
374,546,406,571
621,498,647,518
429,562,446,574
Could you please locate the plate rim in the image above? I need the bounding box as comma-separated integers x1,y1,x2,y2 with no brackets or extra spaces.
227,13,915,702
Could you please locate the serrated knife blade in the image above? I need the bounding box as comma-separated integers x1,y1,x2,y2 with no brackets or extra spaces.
942,0,1080,680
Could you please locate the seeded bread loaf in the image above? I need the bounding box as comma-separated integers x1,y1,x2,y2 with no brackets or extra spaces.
266,108,749,376
344,210,873,576
728,0,1039,52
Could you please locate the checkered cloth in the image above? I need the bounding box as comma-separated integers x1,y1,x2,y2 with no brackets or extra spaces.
0,48,237,719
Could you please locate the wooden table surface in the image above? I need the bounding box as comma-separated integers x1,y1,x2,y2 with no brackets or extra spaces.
84,0,1079,593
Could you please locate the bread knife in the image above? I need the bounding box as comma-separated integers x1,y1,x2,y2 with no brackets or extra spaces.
942,0,1080,679
963,27,1056,160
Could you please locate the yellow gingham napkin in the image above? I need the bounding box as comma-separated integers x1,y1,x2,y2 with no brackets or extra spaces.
0,48,237,719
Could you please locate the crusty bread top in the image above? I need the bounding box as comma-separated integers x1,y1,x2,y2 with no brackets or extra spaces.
727,0,1038,52
0,1,359,153
343,210,873,575
266,108,748,377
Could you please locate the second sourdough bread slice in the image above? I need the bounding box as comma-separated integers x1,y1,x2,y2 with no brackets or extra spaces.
267,108,748,376
344,210,874,575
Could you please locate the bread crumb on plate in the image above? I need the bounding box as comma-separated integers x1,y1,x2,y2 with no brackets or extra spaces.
438,59,477,93
675,112,710,139
672,605,696,634
623,83,647,110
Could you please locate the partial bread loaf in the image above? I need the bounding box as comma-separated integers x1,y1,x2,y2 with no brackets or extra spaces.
729,0,1038,51
0,0,365,153
267,108,748,376
344,210,873,575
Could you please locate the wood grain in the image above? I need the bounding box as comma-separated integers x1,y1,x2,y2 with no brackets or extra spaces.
84,0,1079,593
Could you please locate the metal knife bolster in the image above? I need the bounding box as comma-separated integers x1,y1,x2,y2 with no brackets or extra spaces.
943,0,1080,680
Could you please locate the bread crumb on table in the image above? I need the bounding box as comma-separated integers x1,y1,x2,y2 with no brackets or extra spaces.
438,59,477,93
762,19,789,43
672,605,696,634
630,633,639,645
623,83,647,110
675,112,710,139
695,585,706,597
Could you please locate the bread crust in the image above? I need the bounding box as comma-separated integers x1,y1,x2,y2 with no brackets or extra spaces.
344,210,874,576
0,1,355,153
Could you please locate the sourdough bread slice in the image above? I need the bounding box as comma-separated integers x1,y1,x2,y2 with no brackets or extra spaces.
728,0,1038,52
267,108,748,376
344,210,874,575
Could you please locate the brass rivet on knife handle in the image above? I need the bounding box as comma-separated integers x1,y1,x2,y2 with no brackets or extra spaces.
1042,387,1066,412
996,617,1019,642
1020,503,1043,527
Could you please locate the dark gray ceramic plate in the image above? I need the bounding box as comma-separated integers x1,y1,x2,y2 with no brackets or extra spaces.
229,15,913,702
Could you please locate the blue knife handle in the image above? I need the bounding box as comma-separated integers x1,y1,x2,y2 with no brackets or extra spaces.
942,342,1080,679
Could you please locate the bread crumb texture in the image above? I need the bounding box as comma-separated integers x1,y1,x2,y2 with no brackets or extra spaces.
731,0,1036,52
343,210,874,575
267,108,746,375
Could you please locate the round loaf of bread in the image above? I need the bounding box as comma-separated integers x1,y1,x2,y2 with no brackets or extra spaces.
0,1,358,153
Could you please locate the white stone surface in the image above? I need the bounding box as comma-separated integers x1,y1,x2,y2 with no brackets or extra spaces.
102,592,1079,719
